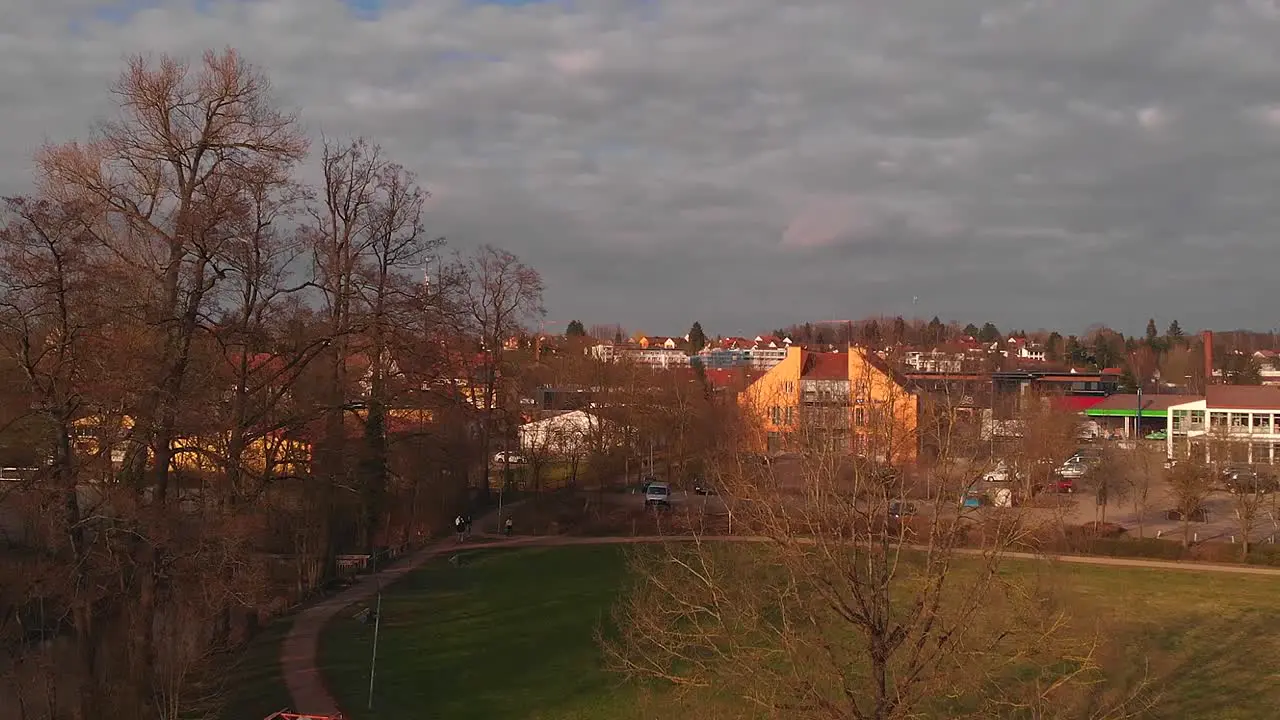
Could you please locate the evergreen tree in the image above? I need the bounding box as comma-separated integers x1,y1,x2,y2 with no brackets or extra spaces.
977,322,1001,343
892,316,907,345
962,323,979,338
687,321,708,355
1118,365,1139,393
863,320,881,346
926,316,945,345
1167,319,1184,343
1145,318,1158,344
1046,331,1063,362
1064,335,1084,365
565,319,586,337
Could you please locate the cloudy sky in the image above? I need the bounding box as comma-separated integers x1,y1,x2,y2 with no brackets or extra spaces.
4,0,1280,337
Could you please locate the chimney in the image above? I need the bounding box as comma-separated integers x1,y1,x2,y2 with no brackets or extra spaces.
1202,330,1214,389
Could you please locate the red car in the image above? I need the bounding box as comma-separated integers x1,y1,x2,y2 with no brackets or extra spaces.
1056,478,1075,493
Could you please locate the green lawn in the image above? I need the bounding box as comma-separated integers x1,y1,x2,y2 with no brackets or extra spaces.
220,620,292,720
315,546,1280,720
319,545,633,720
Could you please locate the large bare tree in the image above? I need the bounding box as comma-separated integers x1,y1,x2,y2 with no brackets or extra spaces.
456,245,545,497
0,197,106,719
603,379,1149,720
18,49,306,717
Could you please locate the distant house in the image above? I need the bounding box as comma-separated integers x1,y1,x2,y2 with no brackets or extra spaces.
695,336,792,370
587,339,689,369
1003,338,1046,363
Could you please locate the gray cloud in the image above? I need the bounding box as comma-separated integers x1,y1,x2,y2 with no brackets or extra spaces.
4,0,1280,336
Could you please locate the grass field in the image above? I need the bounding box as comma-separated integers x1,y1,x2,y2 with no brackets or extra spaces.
220,620,292,720
315,545,1280,720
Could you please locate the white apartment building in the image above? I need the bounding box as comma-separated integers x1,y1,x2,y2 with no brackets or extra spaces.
587,342,689,369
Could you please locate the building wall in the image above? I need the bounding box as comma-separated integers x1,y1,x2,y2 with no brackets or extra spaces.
739,346,804,452
849,349,919,464
739,346,919,461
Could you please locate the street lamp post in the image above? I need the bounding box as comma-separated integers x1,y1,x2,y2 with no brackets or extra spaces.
1136,386,1143,442
367,587,383,711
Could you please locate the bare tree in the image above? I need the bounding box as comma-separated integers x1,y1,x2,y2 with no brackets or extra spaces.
31,49,306,717
1228,470,1273,557
0,196,104,719
1168,459,1213,548
1121,445,1164,538
456,246,545,497
603,381,1148,719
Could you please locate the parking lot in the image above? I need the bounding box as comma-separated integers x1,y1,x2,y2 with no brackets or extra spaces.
599,454,1280,547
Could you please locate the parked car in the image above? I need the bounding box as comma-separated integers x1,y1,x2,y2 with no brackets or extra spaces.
960,490,985,509
1064,449,1102,467
1056,461,1088,480
492,450,526,465
693,478,718,495
1224,470,1278,495
888,500,918,518
1144,430,1167,441
982,461,1011,484
1166,507,1210,522
645,481,672,507
1056,477,1076,493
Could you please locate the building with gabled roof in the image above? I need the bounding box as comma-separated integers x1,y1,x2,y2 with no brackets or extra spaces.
739,344,919,462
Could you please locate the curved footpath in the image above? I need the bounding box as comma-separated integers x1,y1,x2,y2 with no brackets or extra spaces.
279,530,1280,716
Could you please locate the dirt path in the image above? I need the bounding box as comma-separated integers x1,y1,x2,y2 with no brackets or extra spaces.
279,530,1280,716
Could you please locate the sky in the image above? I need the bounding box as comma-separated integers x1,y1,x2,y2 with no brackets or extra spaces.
4,1,1280,338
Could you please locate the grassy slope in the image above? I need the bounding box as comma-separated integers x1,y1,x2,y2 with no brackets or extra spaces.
220,620,292,720
319,545,633,720
314,545,1280,720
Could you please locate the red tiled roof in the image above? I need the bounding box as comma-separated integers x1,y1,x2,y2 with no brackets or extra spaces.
1051,396,1107,413
803,352,848,380
1207,385,1280,410
1087,394,1202,412
703,368,755,390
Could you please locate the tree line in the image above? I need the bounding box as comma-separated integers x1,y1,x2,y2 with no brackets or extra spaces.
0,50,545,718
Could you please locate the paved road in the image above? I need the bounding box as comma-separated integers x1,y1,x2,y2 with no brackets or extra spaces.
278,520,1280,717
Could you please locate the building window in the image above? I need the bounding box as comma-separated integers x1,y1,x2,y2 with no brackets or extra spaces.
1210,412,1227,429
1231,413,1249,428
784,406,794,425
854,407,866,426
770,405,781,424
1191,410,1205,426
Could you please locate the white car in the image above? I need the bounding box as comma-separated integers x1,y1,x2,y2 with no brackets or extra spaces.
1056,462,1088,479
644,482,671,507
492,450,526,465
982,461,1010,484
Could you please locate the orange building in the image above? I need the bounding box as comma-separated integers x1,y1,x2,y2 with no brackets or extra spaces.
740,345,919,463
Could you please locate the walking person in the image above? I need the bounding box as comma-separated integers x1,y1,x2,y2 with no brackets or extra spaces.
455,514,465,543
464,514,473,538
503,516,513,537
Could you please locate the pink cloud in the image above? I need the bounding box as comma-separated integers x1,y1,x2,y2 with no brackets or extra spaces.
780,195,869,248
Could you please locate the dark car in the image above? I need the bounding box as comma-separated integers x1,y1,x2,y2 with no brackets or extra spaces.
888,500,917,518
693,479,718,495
1225,470,1278,495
